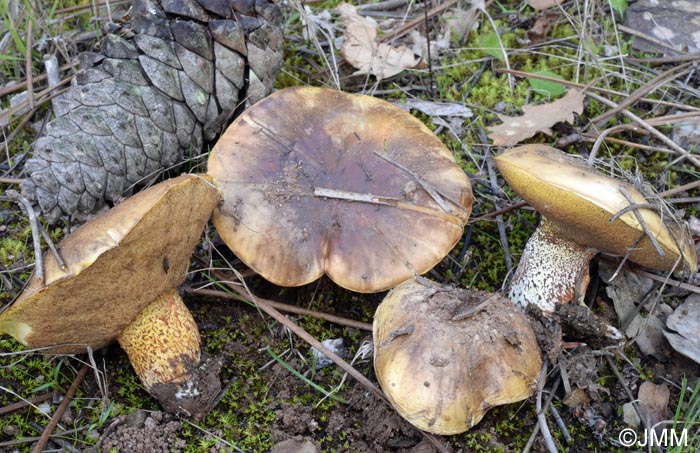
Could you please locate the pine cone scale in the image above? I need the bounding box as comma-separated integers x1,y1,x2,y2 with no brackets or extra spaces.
134,34,182,69
171,20,214,60
162,0,210,21
22,0,283,222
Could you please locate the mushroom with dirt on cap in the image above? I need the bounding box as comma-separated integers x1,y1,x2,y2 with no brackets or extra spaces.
494,144,697,315
373,278,542,435
0,174,222,419
207,86,473,293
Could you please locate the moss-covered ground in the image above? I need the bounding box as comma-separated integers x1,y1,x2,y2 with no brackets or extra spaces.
1,0,700,451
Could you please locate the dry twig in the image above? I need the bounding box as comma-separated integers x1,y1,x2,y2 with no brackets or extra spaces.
31,364,90,453
0,60,77,98
617,185,665,257
188,287,373,331
0,392,53,417
25,20,34,110
589,62,693,126
469,201,529,223
486,151,513,273
4,190,44,285
535,363,558,453
586,91,700,168
523,363,558,453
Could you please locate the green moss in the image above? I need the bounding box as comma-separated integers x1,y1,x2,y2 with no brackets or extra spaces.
0,218,31,268
0,347,103,449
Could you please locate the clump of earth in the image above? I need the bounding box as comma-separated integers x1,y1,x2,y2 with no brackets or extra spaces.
95,410,186,453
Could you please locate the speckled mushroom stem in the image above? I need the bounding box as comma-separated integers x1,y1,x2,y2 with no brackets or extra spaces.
117,290,203,416
508,218,597,313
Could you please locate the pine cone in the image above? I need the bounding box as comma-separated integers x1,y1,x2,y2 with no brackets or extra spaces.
21,0,283,222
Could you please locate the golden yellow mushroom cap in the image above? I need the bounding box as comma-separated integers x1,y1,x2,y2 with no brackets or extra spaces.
208,86,472,293
495,145,697,273
0,174,220,353
373,279,542,435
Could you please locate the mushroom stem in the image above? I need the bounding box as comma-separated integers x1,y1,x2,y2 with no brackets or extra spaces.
117,290,203,416
508,218,597,313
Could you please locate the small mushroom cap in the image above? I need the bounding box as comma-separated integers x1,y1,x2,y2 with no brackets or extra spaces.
495,145,697,272
373,279,542,435
207,87,472,293
0,174,220,354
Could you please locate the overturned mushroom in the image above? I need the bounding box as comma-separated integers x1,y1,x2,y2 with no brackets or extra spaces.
495,144,697,314
373,278,542,434
207,86,473,293
0,174,221,418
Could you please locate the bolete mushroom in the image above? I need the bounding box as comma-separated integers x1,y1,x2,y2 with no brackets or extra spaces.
495,145,697,314
0,174,221,418
373,278,542,434
207,86,472,293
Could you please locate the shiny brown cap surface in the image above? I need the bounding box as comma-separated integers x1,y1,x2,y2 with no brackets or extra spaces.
208,87,472,292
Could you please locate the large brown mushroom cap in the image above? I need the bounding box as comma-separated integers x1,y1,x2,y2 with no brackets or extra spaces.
373,279,542,434
207,87,472,293
495,144,697,272
0,174,220,353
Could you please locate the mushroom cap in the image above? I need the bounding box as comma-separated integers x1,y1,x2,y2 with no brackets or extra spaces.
207,86,472,293
495,145,697,272
373,279,542,434
0,174,220,353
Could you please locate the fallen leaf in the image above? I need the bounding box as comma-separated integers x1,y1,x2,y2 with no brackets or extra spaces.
301,6,335,42
336,2,420,80
600,263,654,326
487,88,584,146
394,99,473,118
600,263,671,360
664,294,700,364
479,31,505,61
637,381,669,431
527,11,557,43
441,7,477,44
433,116,466,137
528,70,566,97
623,402,640,427
626,313,673,361
408,30,445,63
409,7,478,60
528,0,563,10
563,387,590,407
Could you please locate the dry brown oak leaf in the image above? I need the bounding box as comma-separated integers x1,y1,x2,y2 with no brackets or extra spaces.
487,89,584,146
336,2,420,81
21,0,283,223
637,381,670,431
